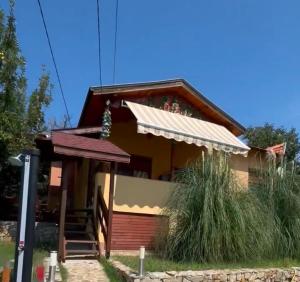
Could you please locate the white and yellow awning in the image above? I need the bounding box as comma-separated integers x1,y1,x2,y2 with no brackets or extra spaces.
126,101,250,156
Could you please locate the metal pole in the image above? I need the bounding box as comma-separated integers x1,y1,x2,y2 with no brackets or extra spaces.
48,251,57,282
13,149,40,282
138,246,145,277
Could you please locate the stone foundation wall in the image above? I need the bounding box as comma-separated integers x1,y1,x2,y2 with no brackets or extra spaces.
0,221,58,245
111,259,300,282
0,221,17,241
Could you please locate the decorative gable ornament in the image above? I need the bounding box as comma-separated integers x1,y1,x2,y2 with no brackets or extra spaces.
100,100,112,139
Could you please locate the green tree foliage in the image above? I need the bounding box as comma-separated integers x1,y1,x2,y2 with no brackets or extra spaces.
0,3,27,164
26,71,52,138
244,123,300,162
0,2,52,193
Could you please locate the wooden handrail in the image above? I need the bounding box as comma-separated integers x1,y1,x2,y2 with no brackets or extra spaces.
98,190,108,225
96,186,109,248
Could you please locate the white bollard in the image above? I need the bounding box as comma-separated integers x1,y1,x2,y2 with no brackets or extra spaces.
43,257,50,281
138,246,145,277
48,251,57,282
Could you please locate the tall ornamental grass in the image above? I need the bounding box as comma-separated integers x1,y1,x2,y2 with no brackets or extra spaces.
252,160,300,258
161,153,274,263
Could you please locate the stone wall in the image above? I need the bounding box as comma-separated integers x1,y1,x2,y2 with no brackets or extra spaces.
0,221,58,245
111,259,300,282
0,221,17,241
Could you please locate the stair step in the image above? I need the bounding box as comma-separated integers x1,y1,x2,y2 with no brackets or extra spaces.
67,208,93,212
66,240,98,244
66,249,99,254
65,215,90,219
65,230,93,235
65,222,87,226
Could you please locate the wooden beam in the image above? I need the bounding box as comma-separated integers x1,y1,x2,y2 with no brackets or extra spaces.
170,141,175,180
106,162,117,258
87,160,96,207
58,160,69,262
53,126,102,135
53,145,130,164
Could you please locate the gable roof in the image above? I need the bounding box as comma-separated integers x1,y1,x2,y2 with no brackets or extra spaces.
78,79,246,136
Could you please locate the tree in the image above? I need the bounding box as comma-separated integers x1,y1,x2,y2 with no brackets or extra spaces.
0,2,52,195
0,2,27,165
48,114,69,130
26,70,52,141
244,123,300,162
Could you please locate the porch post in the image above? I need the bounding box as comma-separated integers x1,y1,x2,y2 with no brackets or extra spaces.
106,161,117,258
58,160,69,262
170,141,175,180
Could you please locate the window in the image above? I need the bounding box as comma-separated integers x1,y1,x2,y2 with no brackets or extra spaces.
117,155,152,179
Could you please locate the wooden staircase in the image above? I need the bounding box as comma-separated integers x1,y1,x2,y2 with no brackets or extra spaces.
63,208,101,258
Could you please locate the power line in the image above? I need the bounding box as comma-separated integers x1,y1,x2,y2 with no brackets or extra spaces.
96,0,103,87
36,0,72,127
112,0,119,84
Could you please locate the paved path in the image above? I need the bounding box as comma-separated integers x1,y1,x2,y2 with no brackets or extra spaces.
62,259,109,282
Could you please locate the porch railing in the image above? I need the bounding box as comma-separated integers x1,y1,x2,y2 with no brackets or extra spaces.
96,185,109,252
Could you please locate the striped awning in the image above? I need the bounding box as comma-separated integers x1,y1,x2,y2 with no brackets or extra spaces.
126,101,250,156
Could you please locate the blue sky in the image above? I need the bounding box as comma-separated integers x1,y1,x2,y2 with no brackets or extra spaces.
1,0,300,132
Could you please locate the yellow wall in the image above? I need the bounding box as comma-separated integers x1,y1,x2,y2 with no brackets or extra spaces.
95,172,175,215
109,121,172,179
229,154,249,188
173,142,204,169
95,172,110,206
108,121,249,186
109,121,205,179
74,121,252,215
247,149,268,170
114,175,174,214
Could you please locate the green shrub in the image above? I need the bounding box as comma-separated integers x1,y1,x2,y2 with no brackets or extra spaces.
252,159,300,258
161,153,274,263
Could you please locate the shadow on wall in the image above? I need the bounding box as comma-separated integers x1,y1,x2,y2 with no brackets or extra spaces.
113,175,175,208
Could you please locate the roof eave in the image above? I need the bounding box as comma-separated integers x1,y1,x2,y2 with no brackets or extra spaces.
79,79,246,135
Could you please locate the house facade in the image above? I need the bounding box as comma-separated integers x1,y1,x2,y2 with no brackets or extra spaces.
36,79,265,261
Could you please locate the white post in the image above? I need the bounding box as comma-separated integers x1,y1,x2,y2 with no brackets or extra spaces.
138,246,145,277
48,251,57,282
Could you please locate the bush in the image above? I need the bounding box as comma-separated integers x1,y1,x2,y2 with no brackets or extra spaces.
252,160,300,258
161,152,274,263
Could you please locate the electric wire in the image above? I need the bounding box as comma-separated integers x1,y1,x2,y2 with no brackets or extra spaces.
36,0,72,127
96,0,103,87
112,0,119,84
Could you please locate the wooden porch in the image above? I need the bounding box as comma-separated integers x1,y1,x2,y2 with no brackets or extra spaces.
36,131,130,262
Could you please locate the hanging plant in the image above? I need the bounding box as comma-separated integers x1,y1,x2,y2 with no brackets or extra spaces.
100,100,112,139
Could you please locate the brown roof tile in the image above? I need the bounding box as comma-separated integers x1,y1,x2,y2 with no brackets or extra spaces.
51,132,130,163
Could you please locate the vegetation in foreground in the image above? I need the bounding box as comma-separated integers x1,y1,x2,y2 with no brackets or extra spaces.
59,263,68,282
99,258,123,282
114,255,300,273
159,153,300,263
0,242,67,281
0,241,46,267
